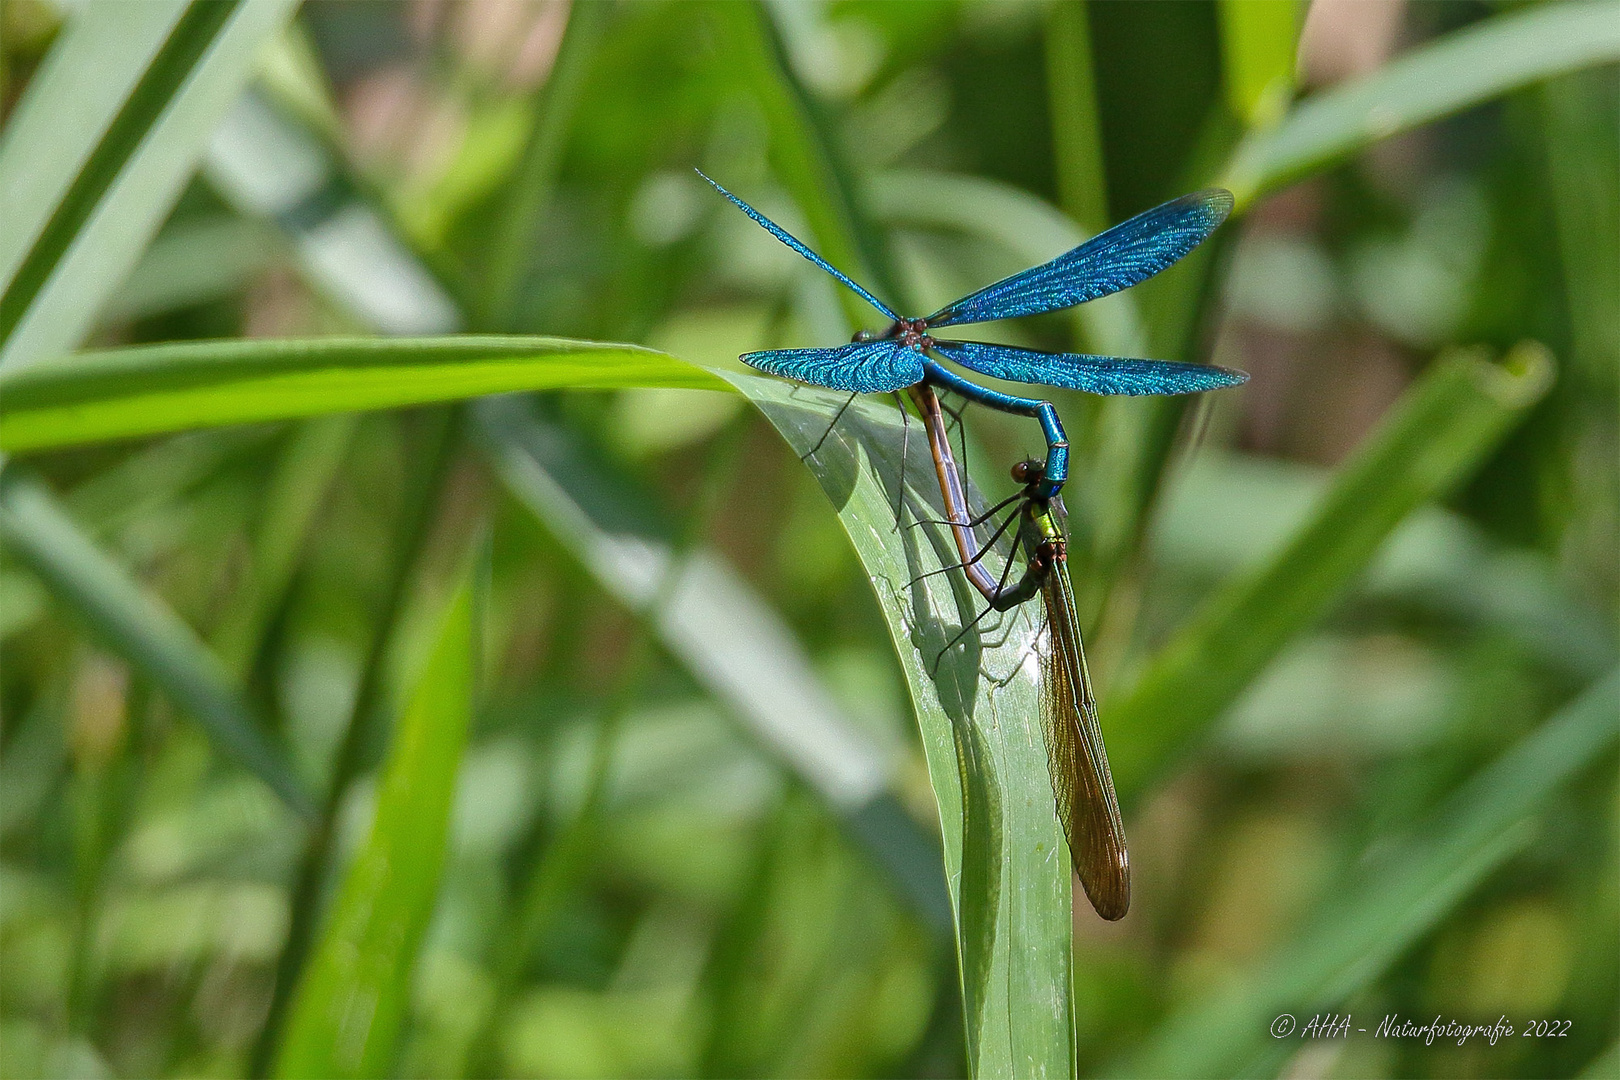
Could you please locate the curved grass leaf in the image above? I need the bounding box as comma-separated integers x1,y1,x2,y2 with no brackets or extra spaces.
0,469,312,814
1120,668,1620,1078
273,545,481,1079
1108,343,1555,797
0,0,301,370
1221,0,1620,208
0,335,729,454
478,0,608,329
725,372,1074,1078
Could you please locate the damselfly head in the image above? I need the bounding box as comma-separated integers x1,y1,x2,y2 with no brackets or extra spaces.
1010,459,1046,486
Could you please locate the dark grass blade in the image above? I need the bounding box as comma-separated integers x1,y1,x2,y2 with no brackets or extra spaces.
930,338,1247,396
742,339,922,394
923,189,1233,329
697,170,899,323
1039,555,1130,921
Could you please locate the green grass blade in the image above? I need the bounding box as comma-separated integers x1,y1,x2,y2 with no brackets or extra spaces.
1044,0,1109,234
1221,0,1620,208
0,0,301,370
1217,0,1303,129
273,544,482,1079
0,1,188,292
1109,343,1555,797
0,335,729,453
0,469,312,814
726,373,1074,1078
1539,73,1620,384
1121,668,1620,1078
1154,452,1618,681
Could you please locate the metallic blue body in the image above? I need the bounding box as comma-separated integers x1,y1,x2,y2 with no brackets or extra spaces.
700,171,1246,501
923,360,1069,496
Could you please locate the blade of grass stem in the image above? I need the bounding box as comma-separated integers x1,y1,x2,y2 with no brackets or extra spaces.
1216,0,1302,130
1154,452,1617,682
464,588,653,1078
0,335,726,454
273,536,483,1079
1108,343,1556,797
719,1,903,327
723,372,1074,1077
0,1,188,293
464,404,755,1076
0,0,300,370
1538,72,1620,385
251,409,457,1078
215,415,358,677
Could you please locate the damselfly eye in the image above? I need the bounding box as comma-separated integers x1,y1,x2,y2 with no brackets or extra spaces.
1011,459,1044,484
852,329,875,343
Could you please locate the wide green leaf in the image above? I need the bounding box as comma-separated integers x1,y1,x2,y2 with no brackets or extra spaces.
0,469,312,814
1121,669,1620,1078
0,335,729,453
0,0,301,370
273,546,481,1078
727,372,1074,1078
1108,342,1554,797
1221,0,1620,207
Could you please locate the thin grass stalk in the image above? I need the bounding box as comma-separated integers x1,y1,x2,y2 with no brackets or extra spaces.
249,408,460,1077
478,0,609,331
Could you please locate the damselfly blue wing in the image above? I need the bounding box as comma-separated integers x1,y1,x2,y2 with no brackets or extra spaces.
922,189,1235,328
740,338,922,394
929,339,1244,396
701,169,1244,398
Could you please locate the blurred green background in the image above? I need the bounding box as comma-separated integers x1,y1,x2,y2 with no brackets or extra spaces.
0,1,1615,1077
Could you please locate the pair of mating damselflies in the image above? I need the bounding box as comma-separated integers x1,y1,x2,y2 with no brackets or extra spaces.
703,172,1244,919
